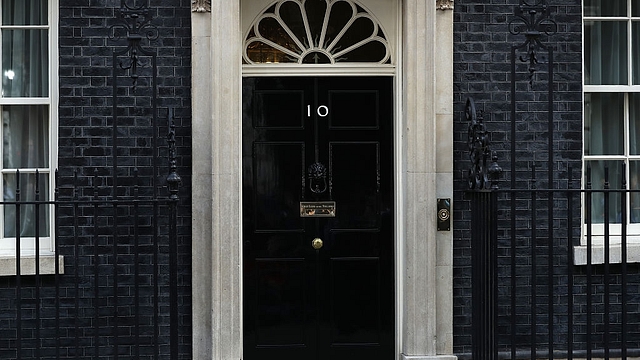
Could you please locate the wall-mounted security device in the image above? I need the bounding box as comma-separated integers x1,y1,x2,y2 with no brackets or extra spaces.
437,198,451,231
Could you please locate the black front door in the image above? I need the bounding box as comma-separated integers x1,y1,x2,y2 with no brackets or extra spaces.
242,77,394,360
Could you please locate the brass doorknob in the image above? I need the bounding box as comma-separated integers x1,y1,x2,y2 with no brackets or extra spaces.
312,238,323,250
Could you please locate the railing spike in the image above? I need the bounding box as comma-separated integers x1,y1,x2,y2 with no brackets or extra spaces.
166,108,182,200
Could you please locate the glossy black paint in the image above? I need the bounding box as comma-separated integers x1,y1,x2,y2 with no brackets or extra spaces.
242,77,395,360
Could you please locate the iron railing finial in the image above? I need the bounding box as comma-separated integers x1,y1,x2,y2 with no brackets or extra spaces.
166,108,182,200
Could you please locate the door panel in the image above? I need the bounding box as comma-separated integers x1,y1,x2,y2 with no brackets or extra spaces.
330,142,380,229
330,258,381,344
328,90,380,128
243,76,393,360
255,259,307,346
252,142,305,231
254,90,306,128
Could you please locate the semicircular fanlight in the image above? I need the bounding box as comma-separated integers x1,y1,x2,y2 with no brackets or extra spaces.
244,0,391,65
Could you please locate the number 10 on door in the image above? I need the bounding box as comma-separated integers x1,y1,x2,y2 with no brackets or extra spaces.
307,105,329,117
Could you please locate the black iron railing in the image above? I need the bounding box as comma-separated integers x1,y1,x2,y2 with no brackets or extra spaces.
2,150,180,360
471,164,640,360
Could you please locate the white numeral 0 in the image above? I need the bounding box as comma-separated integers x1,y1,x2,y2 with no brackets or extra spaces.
307,105,329,117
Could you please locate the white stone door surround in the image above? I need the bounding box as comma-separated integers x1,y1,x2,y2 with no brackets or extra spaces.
190,1,456,359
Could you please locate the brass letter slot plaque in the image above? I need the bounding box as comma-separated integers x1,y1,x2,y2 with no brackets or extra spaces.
300,201,336,217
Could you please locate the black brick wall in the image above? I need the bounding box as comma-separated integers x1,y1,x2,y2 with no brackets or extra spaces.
0,1,192,359
453,0,583,356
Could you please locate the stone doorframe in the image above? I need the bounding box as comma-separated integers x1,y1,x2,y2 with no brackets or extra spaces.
191,1,456,359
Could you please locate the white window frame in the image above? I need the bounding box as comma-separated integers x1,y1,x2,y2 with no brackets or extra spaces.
579,0,640,264
0,0,60,275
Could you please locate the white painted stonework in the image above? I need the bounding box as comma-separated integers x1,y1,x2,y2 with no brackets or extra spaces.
191,1,455,359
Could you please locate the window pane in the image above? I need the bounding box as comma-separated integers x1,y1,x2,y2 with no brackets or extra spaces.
586,160,623,224
339,41,388,63
2,29,49,97
246,41,297,63
2,105,49,168
305,0,327,47
630,161,640,223
279,2,307,47
3,172,49,237
584,0,628,17
632,94,640,155
2,0,47,25
634,0,640,17
584,93,624,155
585,21,628,85
634,21,640,84
324,1,354,48
257,17,302,54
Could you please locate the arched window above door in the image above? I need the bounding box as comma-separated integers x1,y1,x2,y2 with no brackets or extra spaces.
243,0,391,65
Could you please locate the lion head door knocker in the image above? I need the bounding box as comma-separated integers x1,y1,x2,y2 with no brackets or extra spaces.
308,162,328,194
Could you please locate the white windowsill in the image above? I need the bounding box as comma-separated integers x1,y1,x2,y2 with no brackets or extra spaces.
574,243,640,265
0,252,65,276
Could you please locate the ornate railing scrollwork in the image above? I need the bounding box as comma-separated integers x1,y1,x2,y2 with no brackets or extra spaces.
508,0,557,85
109,0,159,91
467,97,502,190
